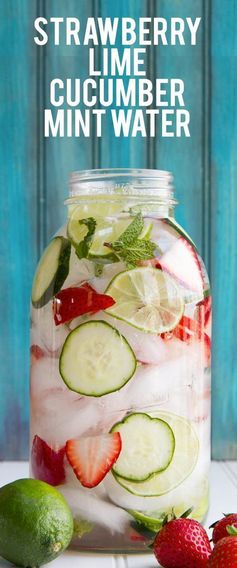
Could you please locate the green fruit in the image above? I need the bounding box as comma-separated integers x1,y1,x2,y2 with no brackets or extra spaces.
32,236,71,308
111,413,175,481
128,509,164,532
59,320,137,396
113,412,199,496
0,478,74,567
105,267,184,334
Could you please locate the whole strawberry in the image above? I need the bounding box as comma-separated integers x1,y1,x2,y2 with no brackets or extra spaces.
207,535,237,567
154,517,211,568
211,514,237,544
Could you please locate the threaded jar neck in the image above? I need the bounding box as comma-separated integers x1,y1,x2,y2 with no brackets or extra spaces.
66,168,176,205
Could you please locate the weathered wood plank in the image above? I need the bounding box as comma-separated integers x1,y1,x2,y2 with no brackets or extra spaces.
0,1,38,458
42,0,95,241
210,0,237,459
98,0,149,168
153,0,205,253
0,0,237,461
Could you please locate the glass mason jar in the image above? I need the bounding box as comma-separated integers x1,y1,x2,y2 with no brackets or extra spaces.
30,169,211,552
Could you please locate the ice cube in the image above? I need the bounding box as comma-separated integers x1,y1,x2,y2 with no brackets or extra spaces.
96,341,201,417
58,484,130,533
104,457,209,513
31,303,68,355
30,357,105,446
89,261,125,293
63,254,95,289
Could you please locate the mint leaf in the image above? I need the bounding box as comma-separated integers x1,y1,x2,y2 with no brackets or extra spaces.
108,238,156,268
75,217,96,259
104,212,157,268
116,212,144,247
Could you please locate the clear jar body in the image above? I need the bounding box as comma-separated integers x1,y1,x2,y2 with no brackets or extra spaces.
30,179,211,552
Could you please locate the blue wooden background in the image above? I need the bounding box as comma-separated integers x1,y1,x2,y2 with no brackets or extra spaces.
0,0,236,459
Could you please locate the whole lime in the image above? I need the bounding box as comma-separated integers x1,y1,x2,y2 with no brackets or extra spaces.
0,478,74,567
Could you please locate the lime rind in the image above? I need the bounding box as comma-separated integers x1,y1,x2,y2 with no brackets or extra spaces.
128,509,164,532
105,267,184,334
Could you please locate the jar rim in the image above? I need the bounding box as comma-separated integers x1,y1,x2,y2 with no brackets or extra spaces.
67,168,176,205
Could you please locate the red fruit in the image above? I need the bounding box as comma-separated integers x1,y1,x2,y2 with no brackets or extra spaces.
212,514,237,544
31,435,66,486
207,536,237,567
161,316,198,342
161,316,211,367
173,315,201,343
196,296,212,329
204,334,211,367
30,344,44,362
159,237,204,294
66,432,122,488
53,283,115,326
153,518,211,568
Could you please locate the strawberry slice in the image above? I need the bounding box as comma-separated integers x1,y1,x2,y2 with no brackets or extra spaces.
66,433,122,488
173,315,201,342
161,316,211,367
31,435,66,486
30,344,45,362
161,316,201,343
204,333,211,367
159,237,203,294
196,296,212,328
53,283,115,326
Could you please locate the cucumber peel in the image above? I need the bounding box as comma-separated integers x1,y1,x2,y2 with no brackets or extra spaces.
59,320,137,397
111,413,175,482
113,411,199,496
32,237,71,308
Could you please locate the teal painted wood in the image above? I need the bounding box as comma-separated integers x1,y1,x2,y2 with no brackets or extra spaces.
41,0,95,242
98,0,148,168
152,0,206,253
0,0,237,459
0,1,38,458
210,0,237,459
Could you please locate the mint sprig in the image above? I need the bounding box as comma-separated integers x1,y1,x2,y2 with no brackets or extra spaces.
104,212,157,268
115,212,144,246
75,217,96,260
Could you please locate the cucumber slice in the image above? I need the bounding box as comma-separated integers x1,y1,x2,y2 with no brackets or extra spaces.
59,320,137,397
113,412,199,496
111,413,175,482
32,237,71,308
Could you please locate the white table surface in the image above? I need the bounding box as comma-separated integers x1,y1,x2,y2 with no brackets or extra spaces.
0,461,236,568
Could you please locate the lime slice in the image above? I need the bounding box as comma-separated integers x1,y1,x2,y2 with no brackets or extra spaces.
113,412,199,496
105,267,184,334
139,222,153,240
67,204,134,258
128,509,164,532
128,483,208,530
